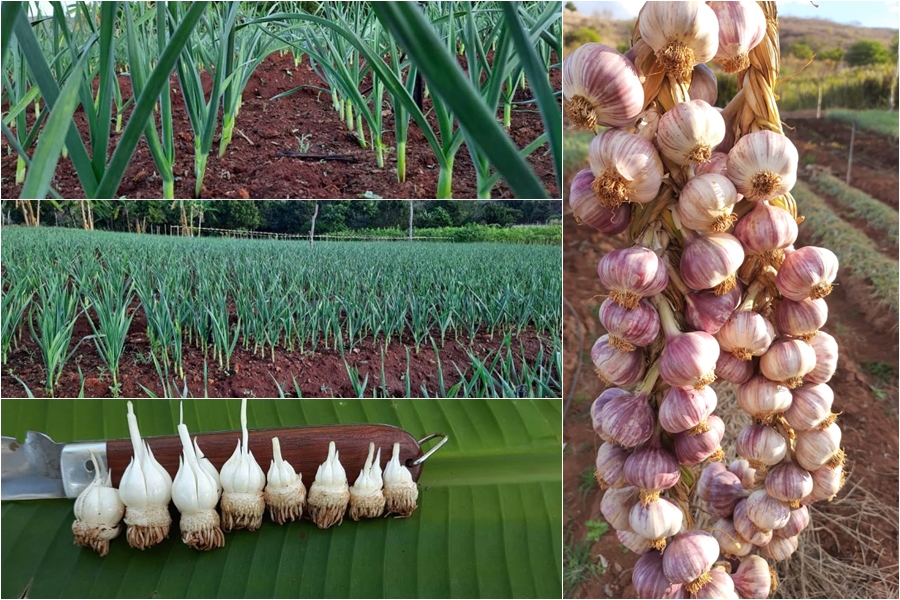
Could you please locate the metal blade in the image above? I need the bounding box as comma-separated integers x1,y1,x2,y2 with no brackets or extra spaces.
1,432,66,500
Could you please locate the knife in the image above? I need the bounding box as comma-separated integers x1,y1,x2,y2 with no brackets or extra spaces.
2,425,448,500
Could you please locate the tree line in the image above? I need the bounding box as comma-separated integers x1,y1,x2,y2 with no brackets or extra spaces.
3,200,561,235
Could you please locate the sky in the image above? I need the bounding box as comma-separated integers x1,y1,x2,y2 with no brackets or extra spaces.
572,1,900,30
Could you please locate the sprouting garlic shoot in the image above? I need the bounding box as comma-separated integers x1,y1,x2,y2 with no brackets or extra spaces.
118,401,173,550
194,438,222,495
383,443,418,517
172,403,224,551
219,399,266,531
264,436,306,524
308,441,350,529
349,442,386,520
72,452,125,557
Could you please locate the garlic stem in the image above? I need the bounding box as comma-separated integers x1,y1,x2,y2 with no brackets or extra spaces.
653,295,682,339
638,361,661,396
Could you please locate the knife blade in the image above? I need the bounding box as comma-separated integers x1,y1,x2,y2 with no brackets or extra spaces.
2,424,430,500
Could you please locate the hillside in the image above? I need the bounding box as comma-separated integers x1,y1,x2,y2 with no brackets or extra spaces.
563,11,897,55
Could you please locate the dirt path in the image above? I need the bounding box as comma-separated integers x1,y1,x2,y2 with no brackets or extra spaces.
1,51,559,199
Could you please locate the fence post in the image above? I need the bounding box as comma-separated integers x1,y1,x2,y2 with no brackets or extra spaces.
816,81,822,119
846,119,856,186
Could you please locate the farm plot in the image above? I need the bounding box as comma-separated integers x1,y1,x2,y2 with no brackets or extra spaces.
1,227,562,398
1,1,561,200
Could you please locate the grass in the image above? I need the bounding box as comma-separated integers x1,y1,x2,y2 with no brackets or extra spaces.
577,465,596,501
791,181,899,315
805,169,899,247
827,109,899,139
563,129,594,180
862,360,898,384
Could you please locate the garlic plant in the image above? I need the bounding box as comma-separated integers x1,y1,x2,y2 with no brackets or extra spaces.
72,452,125,557
119,401,172,550
264,437,306,524
219,399,266,531
349,443,385,520
569,2,845,597
307,441,350,529
172,403,224,551
384,443,418,517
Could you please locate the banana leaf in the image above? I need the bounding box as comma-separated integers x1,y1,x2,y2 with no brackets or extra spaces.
1,399,562,598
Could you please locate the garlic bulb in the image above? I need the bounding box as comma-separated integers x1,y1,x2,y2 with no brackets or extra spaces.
597,245,669,309
617,529,652,554
715,351,755,385
728,459,757,490
588,129,664,209
806,330,838,384
731,555,772,599
563,43,644,129
744,489,790,531
795,422,843,472
726,130,798,201
634,551,684,599
676,173,739,233
599,389,655,448
759,535,799,561
658,385,717,435
638,1,719,83
591,387,629,443
709,1,767,73
264,436,307,524
72,452,125,557
708,470,749,519
349,442,385,520
384,442,418,517
598,298,660,351
629,497,683,550
733,499,773,546
119,401,172,550
785,383,835,431
734,200,799,263
680,231,745,295
662,530,721,595
712,518,753,558
172,405,224,551
308,441,351,527
684,283,742,334
716,310,775,361
737,376,792,423
658,312,720,390
765,461,813,508
760,338,817,389
591,334,646,386
776,505,810,538
601,486,639,532
673,414,725,466
736,423,787,473
657,100,726,165
697,462,727,503
776,298,828,342
623,436,680,504
595,441,630,489
569,168,630,234
219,399,266,531
776,246,839,301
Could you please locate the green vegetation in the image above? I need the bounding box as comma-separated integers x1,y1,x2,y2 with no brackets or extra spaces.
0,398,562,598
826,109,899,138
564,530,605,597
585,519,610,543
2,227,561,397
2,1,561,199
792,181,899,314
787,42,814,60
563,129,595,178
845,39,893,66
863,360,898,384
806,169,899,246
564,26,600,48
328,224,561,244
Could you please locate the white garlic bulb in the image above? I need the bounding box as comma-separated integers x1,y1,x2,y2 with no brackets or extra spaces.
638,1,719,83
563,43,644,129
726,130,798,201
308,441,350,529
383,443,418,517
72,452,125,557
349,443,385,520
657,100,726,166
119,401,172,550
219,399,266,531
588,129,663,209
172,403,224,551
194,439,222,494
264,436,307,524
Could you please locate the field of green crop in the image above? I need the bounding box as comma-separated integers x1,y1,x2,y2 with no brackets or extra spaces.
1,227,561,398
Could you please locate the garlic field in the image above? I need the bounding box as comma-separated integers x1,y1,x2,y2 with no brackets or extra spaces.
1,226,562,398
1,1,561,199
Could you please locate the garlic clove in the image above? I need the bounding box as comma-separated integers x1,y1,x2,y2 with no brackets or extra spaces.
264,436,306,524
383,442,418,518
72,452,125,557
349,443,385,520
562,43,644,130
194,438,222,494
219,399,266,532
119,401,172,550
689,63,718,105
307,441,351,528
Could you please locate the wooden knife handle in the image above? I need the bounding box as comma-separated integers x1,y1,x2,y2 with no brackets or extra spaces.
107,424,423,487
